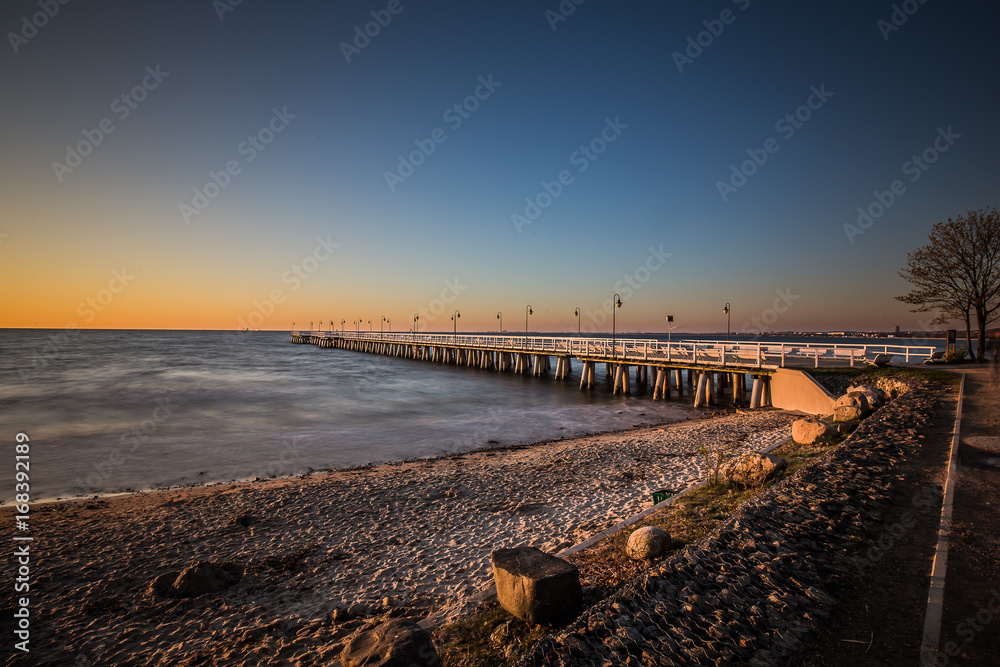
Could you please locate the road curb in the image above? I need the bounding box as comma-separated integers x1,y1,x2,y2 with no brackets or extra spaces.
920,372,965,664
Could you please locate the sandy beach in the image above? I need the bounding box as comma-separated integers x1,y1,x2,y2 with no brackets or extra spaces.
5,409,795,666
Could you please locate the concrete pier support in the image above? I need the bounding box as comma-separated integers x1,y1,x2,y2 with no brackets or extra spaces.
653,368,668,400
613,365,631,395
750,376,763,409
580,361,596,389
694,372,711,407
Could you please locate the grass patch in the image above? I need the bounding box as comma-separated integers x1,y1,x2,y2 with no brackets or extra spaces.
433,602,554,667
433,438,834,666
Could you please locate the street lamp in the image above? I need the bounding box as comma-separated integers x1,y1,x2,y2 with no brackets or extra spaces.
666,314,675,347
368,319,372,332
612,294,622,359
341,319,346,333
383,316,391,335
451,310,460,343
574,307,581,336
525,305,533,343
412,313,419,341
354,319,359,333
723,302,731,343
496,311,502,333
310,321,314,332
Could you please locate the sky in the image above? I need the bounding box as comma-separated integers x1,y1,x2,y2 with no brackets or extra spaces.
1,0,998,334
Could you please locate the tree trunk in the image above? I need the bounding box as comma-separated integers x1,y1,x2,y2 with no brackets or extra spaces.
975,304,987,361
964,313,973,358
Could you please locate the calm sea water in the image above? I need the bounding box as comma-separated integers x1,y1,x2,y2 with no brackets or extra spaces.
1,330,700,503
1,330,945,503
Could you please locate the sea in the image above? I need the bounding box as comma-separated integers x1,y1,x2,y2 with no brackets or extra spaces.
0,329,946,504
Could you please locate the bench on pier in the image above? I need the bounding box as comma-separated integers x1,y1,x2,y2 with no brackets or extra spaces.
865,353,894,367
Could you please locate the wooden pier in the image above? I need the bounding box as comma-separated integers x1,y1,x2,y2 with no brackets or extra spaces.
290,331,934,410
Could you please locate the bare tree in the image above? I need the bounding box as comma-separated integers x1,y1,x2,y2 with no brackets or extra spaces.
897,206,1000,361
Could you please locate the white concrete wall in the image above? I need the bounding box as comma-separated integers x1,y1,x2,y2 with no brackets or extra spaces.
769,367,837,415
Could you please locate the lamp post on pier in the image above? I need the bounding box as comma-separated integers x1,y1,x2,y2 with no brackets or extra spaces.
412,313,419,342
496,312,502,334
525,305,533,344
341,319,345,333
574,307,581,336
723,302,731,343
451,310,460,344
612,294,622,359
383,316,390,335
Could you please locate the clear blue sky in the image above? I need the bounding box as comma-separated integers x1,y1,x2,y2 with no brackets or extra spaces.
2,0,997,334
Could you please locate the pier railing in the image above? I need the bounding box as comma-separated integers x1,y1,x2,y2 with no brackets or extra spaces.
292,331,937,368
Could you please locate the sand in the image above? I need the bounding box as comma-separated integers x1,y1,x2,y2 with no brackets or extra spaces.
4,408,795,666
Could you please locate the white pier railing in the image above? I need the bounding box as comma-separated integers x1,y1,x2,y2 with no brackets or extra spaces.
293,332,937,368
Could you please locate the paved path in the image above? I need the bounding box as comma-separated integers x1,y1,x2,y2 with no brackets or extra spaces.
937,367,1000,665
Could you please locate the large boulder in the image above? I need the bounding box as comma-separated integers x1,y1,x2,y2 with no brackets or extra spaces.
836,391,871,415
834,405,864,422
719,453,787,487
341,618,441,667
791,418,836,445
491,547,582,625
848,384,886,408
625,526,670,561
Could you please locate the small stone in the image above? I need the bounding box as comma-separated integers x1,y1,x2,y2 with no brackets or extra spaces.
154,561,242,598
625,526,670,561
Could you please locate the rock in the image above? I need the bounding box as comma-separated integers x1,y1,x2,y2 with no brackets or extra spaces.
626,526,670,561
154,561,242,598
848,384,885,408
836,392,871,415
341,618,442,667
720,453,788,487
492,547,583,625
833,405,864,422
791,418,836,445
837,421,860,435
